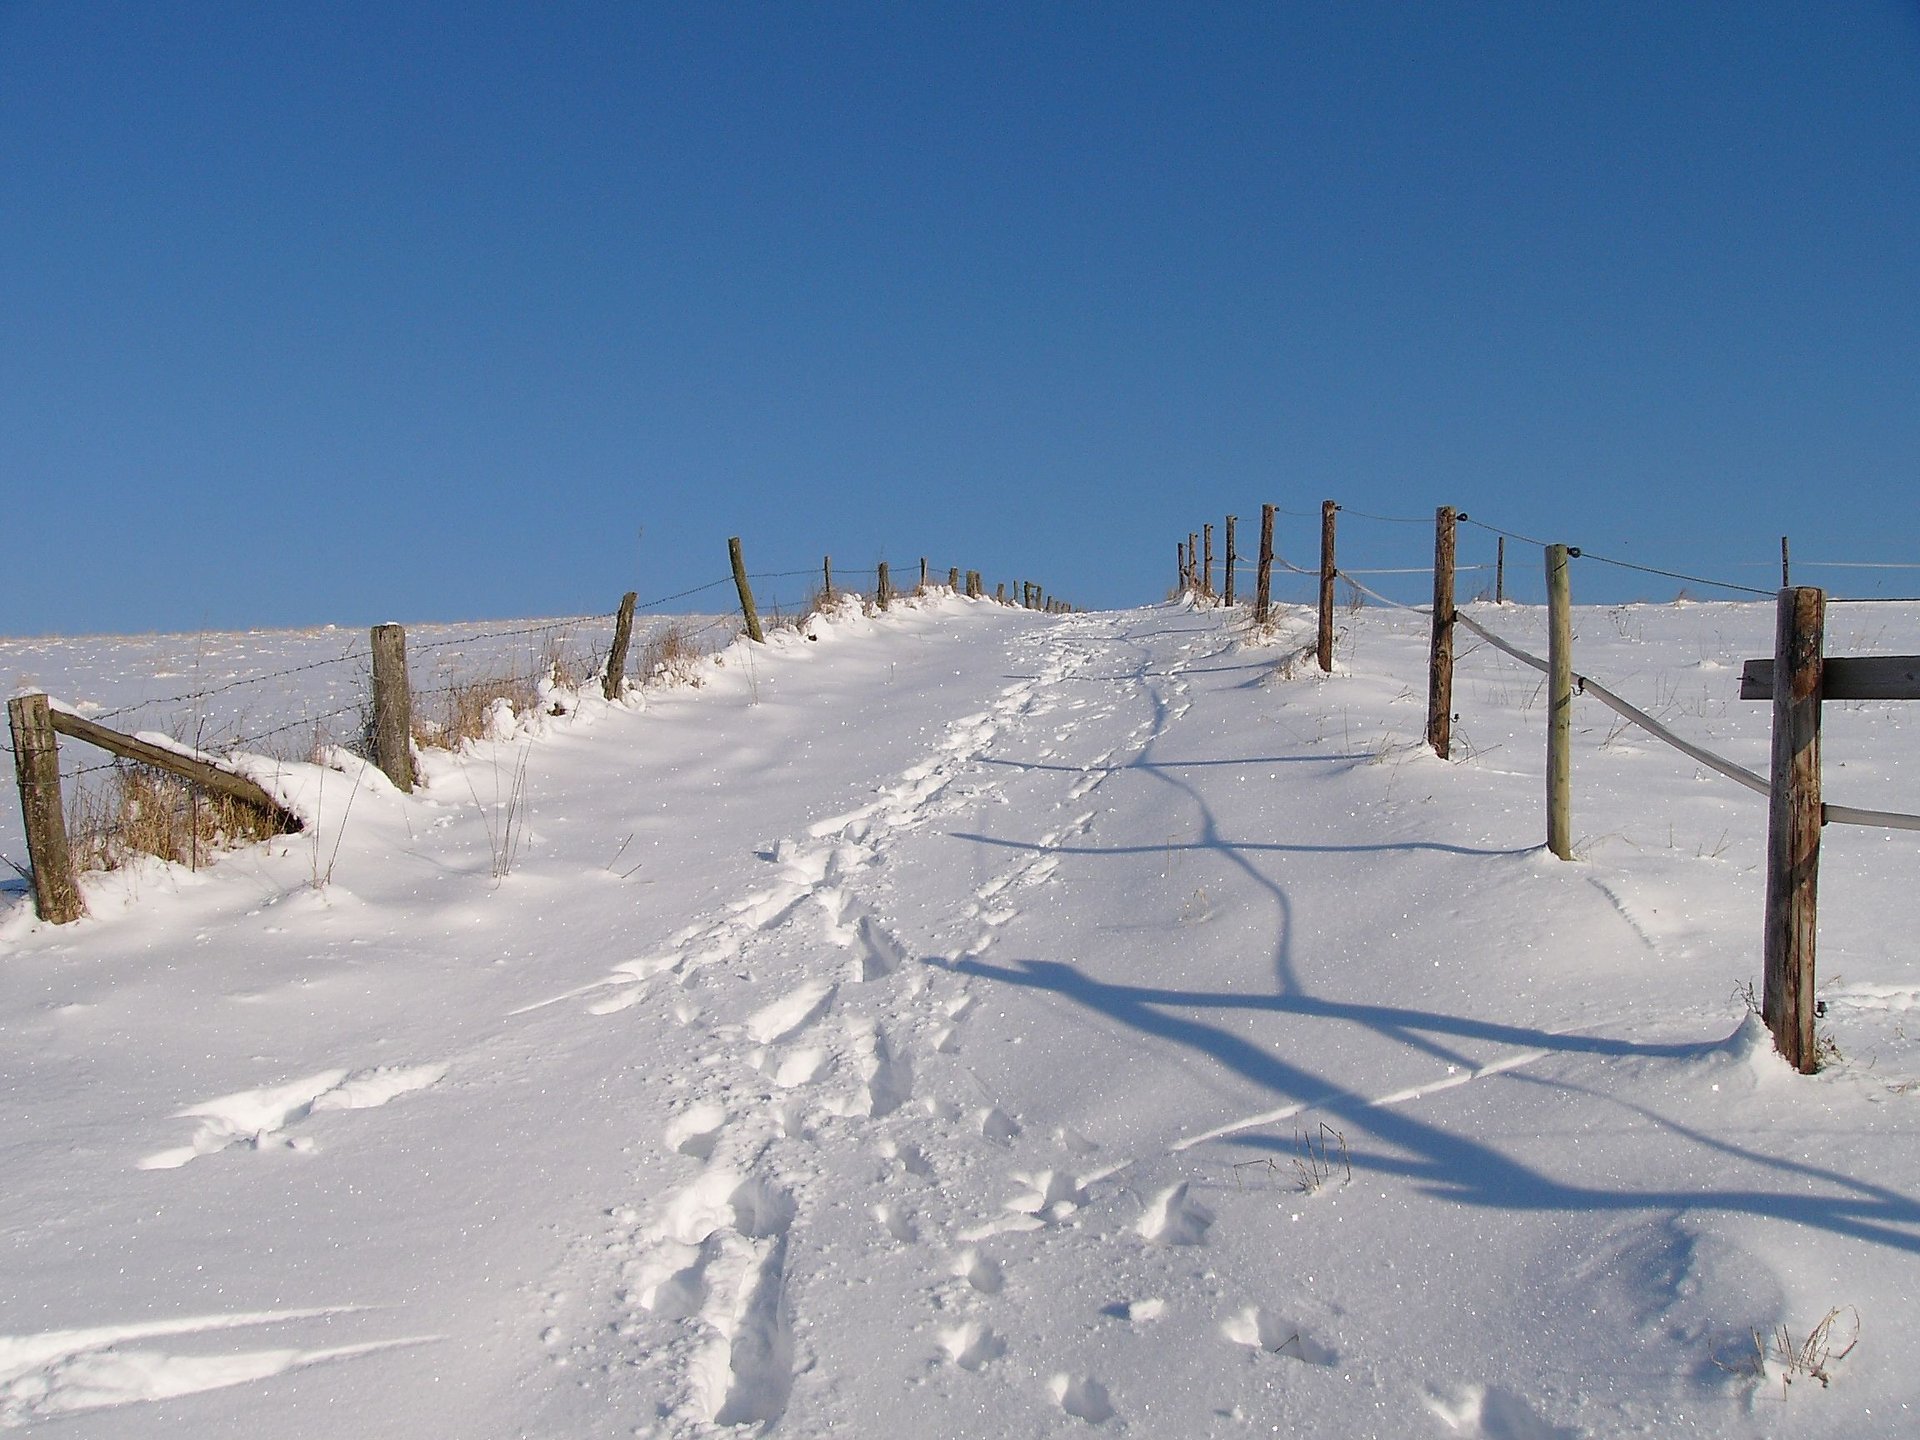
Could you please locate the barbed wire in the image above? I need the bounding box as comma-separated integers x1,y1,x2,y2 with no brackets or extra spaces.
1459,516,1552,549
1570,548,1772,598
1332,505,1432,525
89,645,370,722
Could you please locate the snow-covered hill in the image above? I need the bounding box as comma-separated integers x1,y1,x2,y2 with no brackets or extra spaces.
4,593,1917,1437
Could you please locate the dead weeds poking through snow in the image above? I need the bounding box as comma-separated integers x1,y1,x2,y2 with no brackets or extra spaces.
1717,1306,1860,1399
67,765,282,874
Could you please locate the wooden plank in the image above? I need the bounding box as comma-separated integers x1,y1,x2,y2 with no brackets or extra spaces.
1741,655,1920,701
1762,587,1824,1074
47,708,301,833
9,694,85,922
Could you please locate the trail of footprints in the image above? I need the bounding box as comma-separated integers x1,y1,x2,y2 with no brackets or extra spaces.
558,618,1327,1431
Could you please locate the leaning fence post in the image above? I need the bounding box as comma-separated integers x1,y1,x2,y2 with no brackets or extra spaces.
1224,515,1237,607
1763,586,1825,1073
1545,545,1573,859
728,537,765,643
603,590,638,701
1427,506,1457,759
1255,503,1275,624
8,693,83,923
370,623,416,793
1317,501,1338,671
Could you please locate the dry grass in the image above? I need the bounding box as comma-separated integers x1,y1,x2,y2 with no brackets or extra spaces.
637,622,708,688
1718,1306,1859,1398
412,671,543,752
67,765,283,874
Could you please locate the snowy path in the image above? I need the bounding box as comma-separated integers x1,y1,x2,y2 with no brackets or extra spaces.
3,595,1918,1436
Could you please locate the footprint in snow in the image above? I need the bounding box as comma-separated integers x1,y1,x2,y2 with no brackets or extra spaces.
1050,1373,1116,1424
939,1320,1005,1372
1221,1305,1337,1364
1137,1182,1213,1245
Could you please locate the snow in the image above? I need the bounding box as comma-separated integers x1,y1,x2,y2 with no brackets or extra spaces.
3,591,1918,1436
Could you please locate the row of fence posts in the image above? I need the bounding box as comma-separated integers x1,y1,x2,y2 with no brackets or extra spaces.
1181,499,1904,1075
727,537,1072,641
10,540,1070,927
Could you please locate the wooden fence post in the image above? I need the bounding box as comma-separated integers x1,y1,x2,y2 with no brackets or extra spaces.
1427,506,1457,759
728,537,765,643
1763,586,1825,1073
1255,503,1275,625
877,562,893,609
1545,545,1573,859
1177,542,1187,593
1224,515,1237,606
603,591,638,701
1495,537,1506,604
370,623,416,793
995,582,1005,603
8,693,83,923
1781,536,1791,589
920,557,928,591
824,555,833,601
1203,524,1215,602
1188,533,1199,594
1317,501,1338,671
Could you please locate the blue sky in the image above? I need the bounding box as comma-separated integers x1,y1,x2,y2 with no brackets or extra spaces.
4,2,1917,633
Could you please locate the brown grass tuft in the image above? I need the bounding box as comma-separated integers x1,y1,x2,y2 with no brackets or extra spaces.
67,765,282,874
637,622,707,688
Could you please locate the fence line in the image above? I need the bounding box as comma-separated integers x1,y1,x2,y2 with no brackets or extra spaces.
1341,565,1920,830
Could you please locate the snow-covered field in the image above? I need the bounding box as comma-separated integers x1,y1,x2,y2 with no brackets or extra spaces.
3,592,1917,1437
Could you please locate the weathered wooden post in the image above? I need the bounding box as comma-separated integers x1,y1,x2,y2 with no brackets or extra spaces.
1188,533,1200,597
1255,503,1275,624
1545,545,1573,859
1317,501,1338,671
1202,524,1215,601
603,591,638,701
1763,586,1825,1073
948,566,959,591
1495,537,1506,604
823,555,834,601
877,562,893,609
920,557,928,591
8,693,83,923
728,536,764,643
1224,515,1237,607
995,582,1005,603
1177,542,1187,593
370,623,416,793
1427,506,1457,759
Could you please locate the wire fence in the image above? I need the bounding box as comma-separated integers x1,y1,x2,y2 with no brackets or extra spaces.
1327,535,1920,833
2,547,1046,873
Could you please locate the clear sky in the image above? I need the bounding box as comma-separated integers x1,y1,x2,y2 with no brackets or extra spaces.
4,2,1917,634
